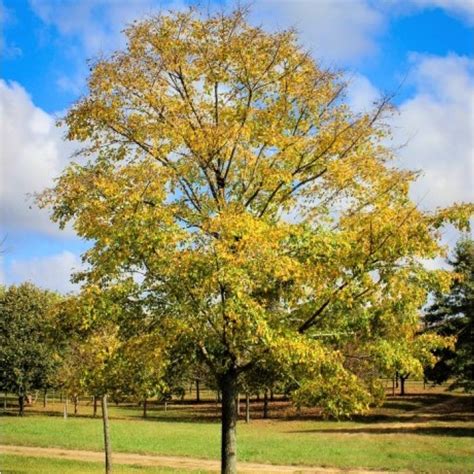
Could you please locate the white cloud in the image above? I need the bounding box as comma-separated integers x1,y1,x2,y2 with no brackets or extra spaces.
346,73,381,114
391,53,474,209
252,0,385,63
0,80,77,236
29,0,186,55
7,251,81,293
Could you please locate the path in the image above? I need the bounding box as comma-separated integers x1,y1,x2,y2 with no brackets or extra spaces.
0,445,398,473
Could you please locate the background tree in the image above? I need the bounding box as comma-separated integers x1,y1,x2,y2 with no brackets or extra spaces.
0,283,61,415
39,8,473,473
425,237,474,391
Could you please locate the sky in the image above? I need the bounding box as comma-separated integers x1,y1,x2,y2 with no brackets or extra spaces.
0,0,473,293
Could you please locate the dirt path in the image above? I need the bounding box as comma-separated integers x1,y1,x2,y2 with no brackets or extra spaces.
0,444,398,473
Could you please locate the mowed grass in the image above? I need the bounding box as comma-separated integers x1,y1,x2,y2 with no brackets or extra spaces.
1,384,473,473
0,454,198,473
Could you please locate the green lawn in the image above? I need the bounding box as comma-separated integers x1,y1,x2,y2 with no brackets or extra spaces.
1,401,473,473
0,454,194,473
1,385,473,473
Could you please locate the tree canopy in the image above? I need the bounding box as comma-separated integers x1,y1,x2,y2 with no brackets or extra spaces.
0,283,61,415
39,8,473,472
425,238,474,391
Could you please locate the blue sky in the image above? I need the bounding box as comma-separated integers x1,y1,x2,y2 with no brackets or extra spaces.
1,0,473,293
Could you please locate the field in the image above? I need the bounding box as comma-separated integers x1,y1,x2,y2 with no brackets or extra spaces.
1,381,473,473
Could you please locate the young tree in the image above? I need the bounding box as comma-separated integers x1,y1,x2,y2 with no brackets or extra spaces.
425,238,474,391
0,283,61,415
39,9,473,473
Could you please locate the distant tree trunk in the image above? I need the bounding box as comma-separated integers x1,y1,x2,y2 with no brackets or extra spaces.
74,395,78,415
400,374,409,396
236,393,241,416
63,396,68,420
220,369,238,474
93,396,98,418
256,392,260,401
18,394,25,416
143,398,147,418
263,390,269,419
4,392,7,410
392,376,396,396
196,379,200,402
217,390,221,403
101,394,112,474
164,400,168,411
270,389,274,401
43,389,47,408
245,393,250,423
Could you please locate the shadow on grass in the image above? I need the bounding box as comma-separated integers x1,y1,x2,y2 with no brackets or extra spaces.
288,425,474,437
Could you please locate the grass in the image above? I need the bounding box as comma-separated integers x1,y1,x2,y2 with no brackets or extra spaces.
1,382,473,473
0,454,199,473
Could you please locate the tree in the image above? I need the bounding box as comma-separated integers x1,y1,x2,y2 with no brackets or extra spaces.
39,9,473,473
425,238,474,391
0,283,60,415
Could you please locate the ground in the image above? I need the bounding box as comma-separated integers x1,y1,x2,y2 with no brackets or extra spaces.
0,381,473,473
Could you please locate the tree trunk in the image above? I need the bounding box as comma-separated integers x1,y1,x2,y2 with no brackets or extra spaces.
63,396,68,420
43,390,47,408
18,394,24,416
400,375,409,396
392,376,396,396
74,395,78,415
93,396,98,417
245,393,250,423
143,398,147,418
4,392,7,411
263,390,269,419
236,393,240,416
270,389,274,401
220,369,238,474
101,394,112,474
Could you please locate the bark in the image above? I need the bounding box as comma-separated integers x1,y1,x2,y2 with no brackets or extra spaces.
143,398,147,418
220,369,238,474
400,375,409,396
101,394,113,474
196,379,200,403
245,393,250,424
18,394,25,416
263,390,269,419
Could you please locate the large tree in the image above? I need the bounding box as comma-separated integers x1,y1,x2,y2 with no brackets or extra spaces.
0,283,61,415
425,238,474,391
39,9,472,473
